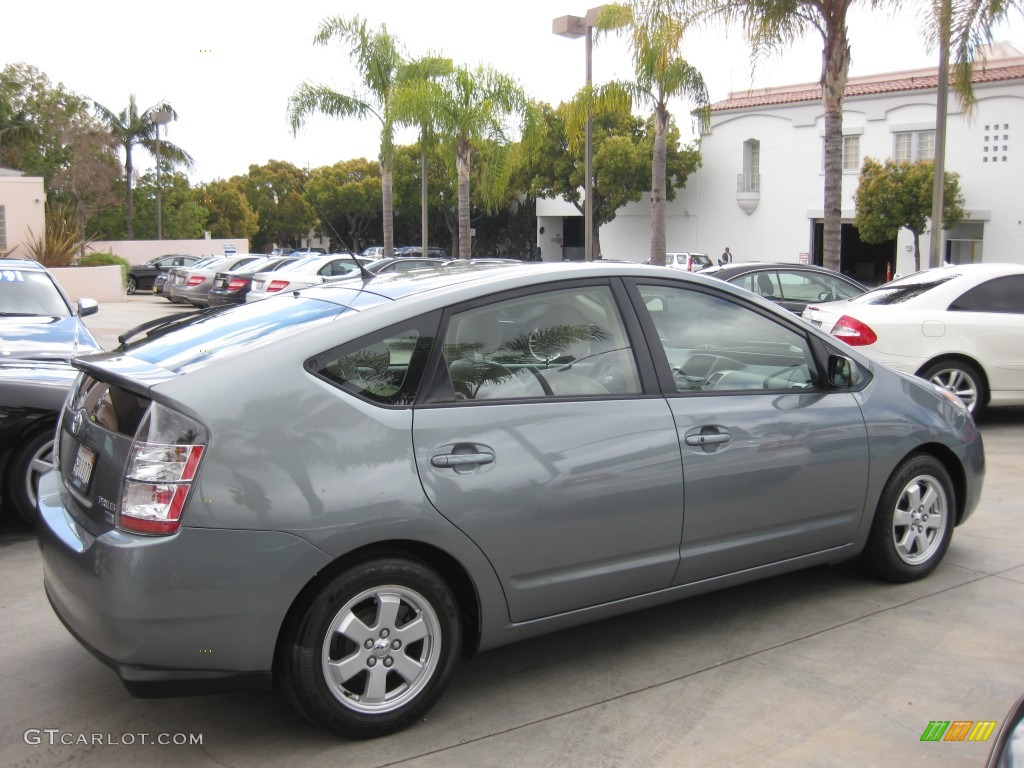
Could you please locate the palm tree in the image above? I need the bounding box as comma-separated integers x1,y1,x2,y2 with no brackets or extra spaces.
0,80,39,151
93,95,194,239
596,3,709,265
392,55,453,258
289,15,404,257
924,0,1023,266
428,65,526,258
667,0,886,272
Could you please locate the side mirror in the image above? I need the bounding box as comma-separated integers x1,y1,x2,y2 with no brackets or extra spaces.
987,692,1024,768
828,354,854,388
77,298,99,317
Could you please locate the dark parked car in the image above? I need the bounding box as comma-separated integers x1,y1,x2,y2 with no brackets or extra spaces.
207,257,300,306
701,262,868,314
38,262,983,738
127,254,201,295
0,258,100,524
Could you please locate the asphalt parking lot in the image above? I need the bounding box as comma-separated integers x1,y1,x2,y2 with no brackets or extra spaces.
1,295,1022,767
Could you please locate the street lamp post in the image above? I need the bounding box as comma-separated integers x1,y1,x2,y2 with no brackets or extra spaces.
553,6,605,262
152,110,172,240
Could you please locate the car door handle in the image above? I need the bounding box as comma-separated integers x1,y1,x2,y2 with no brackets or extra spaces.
685,433,729,446
684,427,732,452
430,452,495,468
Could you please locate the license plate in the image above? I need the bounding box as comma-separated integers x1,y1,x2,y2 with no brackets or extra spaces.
70,444,96,493
174,275,184,285
214,278,225,288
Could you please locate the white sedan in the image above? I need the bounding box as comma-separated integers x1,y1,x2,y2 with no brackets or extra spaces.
246,254,367,302
802,262,1024,414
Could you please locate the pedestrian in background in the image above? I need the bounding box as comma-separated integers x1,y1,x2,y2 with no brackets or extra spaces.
720,246,732,265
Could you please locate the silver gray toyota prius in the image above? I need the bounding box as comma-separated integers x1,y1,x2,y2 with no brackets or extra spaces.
37,261,984,739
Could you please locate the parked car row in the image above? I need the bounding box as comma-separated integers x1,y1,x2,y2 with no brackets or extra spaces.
35,259,983,739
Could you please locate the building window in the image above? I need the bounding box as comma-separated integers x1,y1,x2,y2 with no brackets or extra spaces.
739,139,760,192
842,135,860,172
893,130,935,162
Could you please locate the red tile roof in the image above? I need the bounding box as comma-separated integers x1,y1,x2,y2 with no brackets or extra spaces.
711,62,1024,112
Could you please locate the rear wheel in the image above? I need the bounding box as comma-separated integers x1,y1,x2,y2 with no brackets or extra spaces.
126,276,137,295
861,454,955,582
2,429,54,526
920,359,985,415
279,557,461,738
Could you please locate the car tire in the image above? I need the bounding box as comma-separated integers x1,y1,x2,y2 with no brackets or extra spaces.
2,428,54,526
919,359,986,416
126,276,137,295
861,453,955,583
279,556,462,739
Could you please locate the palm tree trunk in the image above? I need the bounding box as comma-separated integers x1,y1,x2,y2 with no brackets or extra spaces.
124,145,134,239
421,145,430,256
456,136,472,258
649,102,669,266
821,3,851,273
380,158,395,258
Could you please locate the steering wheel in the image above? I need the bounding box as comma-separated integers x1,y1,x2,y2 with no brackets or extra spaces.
763,365,811,390
589,352,629,394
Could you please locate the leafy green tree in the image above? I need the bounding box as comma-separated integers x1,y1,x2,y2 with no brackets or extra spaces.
426,65,527,257
0,64,92,185
93,95,194,238
530,102,701,259
131,171,208,240
290,15,405,257
854,157,964,272
195,179,260,241
236,160,317,253
668,0,885,272
305,159,382,253
595,2,709,265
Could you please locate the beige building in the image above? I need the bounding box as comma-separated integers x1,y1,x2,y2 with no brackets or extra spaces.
0,168,45,259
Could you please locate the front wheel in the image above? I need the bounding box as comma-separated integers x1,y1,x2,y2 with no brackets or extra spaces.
279,557,461,738
861,454,955,583
920,359,985,415
126,276,137,295
2,428,54,526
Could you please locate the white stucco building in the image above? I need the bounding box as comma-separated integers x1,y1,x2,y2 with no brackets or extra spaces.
537,44,1024,280
0,168,45,259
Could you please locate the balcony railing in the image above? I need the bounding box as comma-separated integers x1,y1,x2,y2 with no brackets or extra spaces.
737,173,760,193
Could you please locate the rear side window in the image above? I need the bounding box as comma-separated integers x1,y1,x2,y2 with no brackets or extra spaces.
852,276,955,305
950,275,1024,314
310,313,440,406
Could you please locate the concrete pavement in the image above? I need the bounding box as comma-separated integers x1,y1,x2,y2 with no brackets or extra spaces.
1,297,1022,766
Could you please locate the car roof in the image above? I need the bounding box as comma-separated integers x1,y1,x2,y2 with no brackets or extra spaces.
887,261,1024,285
0,258,49,272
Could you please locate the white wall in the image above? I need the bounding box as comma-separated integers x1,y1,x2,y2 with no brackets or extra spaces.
0,174,45,258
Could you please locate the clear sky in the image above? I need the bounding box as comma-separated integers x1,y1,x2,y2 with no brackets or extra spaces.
7,0,1023,183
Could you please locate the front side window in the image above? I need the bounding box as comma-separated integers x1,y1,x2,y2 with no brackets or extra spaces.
442,285,642,401
637,284,819,393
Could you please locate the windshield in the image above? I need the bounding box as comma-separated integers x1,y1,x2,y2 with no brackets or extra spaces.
128,297,350,374
0,269,71,317
848,276,956,306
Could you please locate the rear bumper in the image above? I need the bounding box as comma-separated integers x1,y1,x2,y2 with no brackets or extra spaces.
36,470,331,697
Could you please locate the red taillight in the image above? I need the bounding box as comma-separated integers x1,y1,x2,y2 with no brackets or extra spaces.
119,403,208,535
831,315,877,346
187,276,205,287
267,280,290,292
227,278,249,291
